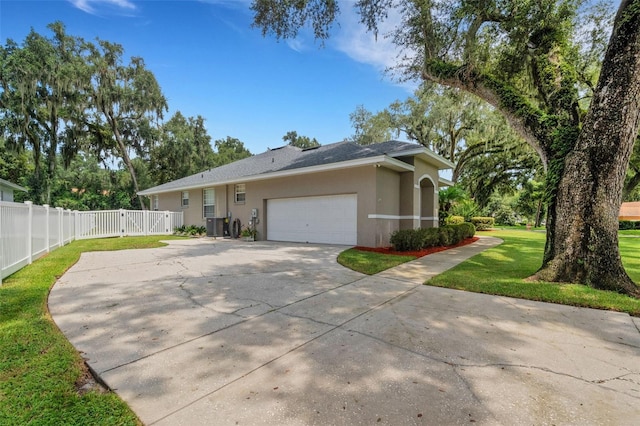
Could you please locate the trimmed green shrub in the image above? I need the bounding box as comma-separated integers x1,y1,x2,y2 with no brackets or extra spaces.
422,228,441,247
390,229,423,251
445,215,465,225
458,222,476,239
471,217,495,231
619,220,639,230
446,224,465,243
438,226,456,246
414,228,429,248
390,224,476,252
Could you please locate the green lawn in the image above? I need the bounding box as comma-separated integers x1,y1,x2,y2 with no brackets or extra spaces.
428,230,640,316
338,248,416,275
3,232,639,425
338,230,640,315
0,236,185,426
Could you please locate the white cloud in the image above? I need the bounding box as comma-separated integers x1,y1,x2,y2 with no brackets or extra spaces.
68,0,137,15
333,4,397,69
332,2,416,91
286,38,306,53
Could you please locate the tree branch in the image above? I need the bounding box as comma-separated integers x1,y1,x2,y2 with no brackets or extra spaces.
422,61,552,169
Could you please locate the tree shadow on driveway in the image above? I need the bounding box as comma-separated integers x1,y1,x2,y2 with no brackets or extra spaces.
49,239,640,425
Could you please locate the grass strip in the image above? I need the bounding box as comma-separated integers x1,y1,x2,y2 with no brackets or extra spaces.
0,236,185,426
619,229,640,237
338,248,415,275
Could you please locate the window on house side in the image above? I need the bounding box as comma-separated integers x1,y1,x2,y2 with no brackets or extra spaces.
181,191,189,207
203,188,215,218
235,184,246,203
153,195,159,211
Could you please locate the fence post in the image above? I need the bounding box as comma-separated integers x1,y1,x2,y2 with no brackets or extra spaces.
67,209,71,244
56,207,63,247
119,209,125,237
144,209,149,236
74,210,80,240
0,202,3,285
69,210,75,243
26,201,33,264
44,204,50,253
63,209,67,244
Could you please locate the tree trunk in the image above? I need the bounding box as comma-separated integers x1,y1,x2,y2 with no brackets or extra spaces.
534,199,543,228
535,0,640,296
115,132,146,210
108,112,146,210
419,1,640,296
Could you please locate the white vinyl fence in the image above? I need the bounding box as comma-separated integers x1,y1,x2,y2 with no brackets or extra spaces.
0,201,183,284
75,209,183,240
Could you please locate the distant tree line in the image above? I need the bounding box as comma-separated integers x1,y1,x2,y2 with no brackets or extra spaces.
0,22,252,209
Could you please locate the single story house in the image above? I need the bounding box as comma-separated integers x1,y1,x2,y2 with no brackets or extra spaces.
619,201,640,221
138,140,454,247
0,178,27,202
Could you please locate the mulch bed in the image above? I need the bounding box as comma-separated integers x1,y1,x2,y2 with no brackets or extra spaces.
354,236,480,258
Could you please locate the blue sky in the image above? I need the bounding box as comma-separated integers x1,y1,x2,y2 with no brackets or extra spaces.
0,0,412,154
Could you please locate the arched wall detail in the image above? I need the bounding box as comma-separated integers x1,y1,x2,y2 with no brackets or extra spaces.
418,175,438,228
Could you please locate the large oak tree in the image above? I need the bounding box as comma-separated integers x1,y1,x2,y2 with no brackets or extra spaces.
1,23,168,209
150,111,217,185
0,23,87,204
85,40,167,209
349,84,540,208
282,130,321,148
252,0,640,296
212,136,253,167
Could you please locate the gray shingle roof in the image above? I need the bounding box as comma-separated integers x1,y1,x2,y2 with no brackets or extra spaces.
139,140,444,195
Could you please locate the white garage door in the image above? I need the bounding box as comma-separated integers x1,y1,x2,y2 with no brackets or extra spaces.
267,194,357,245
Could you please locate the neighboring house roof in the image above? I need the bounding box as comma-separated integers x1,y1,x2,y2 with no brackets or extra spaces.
619,201,640,220
0,177,27,192
139,140,454,196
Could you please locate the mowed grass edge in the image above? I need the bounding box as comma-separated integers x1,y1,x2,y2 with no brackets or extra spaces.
0,236,186,425
427,230,640,316
337,230,640,315
337,249,416,275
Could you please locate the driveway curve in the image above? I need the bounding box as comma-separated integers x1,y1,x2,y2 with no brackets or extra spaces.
49,238,640,425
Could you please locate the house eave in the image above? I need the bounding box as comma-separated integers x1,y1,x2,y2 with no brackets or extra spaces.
0,178,27,192
438,177,455,187
389,147,455,170
138,155,414,196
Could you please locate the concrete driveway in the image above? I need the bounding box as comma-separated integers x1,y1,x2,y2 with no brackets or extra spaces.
49,238,640,425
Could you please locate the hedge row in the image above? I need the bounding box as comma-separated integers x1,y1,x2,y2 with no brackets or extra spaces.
445,215,465,225
390,223,476,252
619,220,640,230
471,217,495,230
